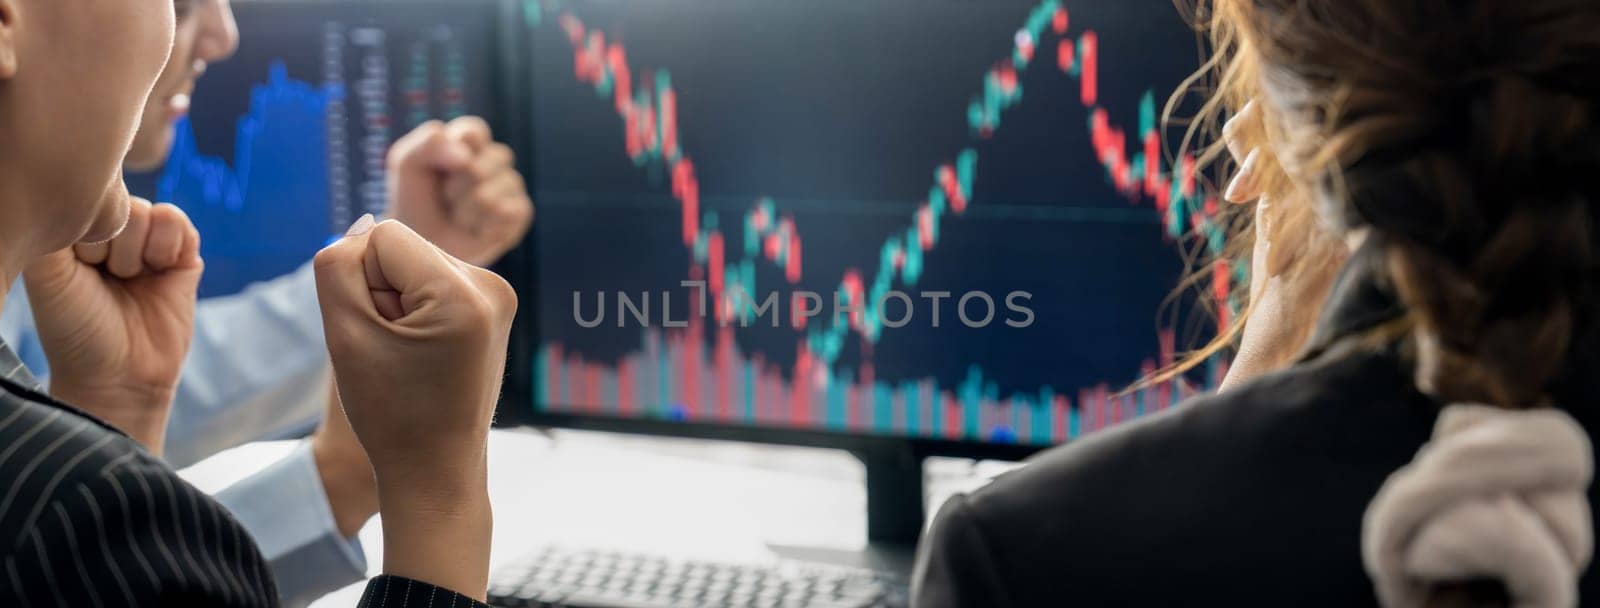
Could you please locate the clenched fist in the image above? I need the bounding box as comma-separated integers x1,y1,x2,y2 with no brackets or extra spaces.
313,214,515,598
23,198,203,454
387,116,534,267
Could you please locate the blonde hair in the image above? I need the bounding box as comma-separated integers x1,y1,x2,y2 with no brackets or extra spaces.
1150,0,1346,386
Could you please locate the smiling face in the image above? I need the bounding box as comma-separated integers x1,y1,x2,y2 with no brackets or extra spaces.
125,0,239,172
0,0,177,254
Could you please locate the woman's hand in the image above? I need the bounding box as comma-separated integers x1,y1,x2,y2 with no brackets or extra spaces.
314,214,516,601
22,198,203,454
1219,101,1343,390
311,377,379,539
1222,101,1270,289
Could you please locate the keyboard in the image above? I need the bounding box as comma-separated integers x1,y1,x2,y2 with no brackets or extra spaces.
488,546,909,608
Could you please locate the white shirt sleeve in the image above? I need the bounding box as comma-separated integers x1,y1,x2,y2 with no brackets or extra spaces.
0,277,48,380
164,261,333,468
213,441,369,608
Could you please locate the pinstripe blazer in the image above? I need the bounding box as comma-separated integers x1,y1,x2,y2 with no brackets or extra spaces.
0,341,489,607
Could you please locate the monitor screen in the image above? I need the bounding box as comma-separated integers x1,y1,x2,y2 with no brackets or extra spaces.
524,0,1226,447
126,0,504,298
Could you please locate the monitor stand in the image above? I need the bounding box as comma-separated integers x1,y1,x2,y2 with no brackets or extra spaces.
860,441,927,547
769,441,927,577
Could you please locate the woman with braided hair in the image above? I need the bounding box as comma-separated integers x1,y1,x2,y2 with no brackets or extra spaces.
910,0,1600,606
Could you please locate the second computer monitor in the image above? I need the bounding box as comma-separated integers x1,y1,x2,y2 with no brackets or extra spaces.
126,0,506,298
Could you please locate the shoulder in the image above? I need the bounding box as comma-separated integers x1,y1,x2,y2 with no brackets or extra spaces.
912,493,1017,608
0,396,277,605
970,347,1421,519
0,394,142,550
918,347,1437,602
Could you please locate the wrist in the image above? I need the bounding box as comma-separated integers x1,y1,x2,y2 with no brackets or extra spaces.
49,381,173,453
379,488,493,601
312,436,380,538
373,452,489,514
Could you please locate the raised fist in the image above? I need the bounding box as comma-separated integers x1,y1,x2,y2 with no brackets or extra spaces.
23,198,203,454
313,215,515,491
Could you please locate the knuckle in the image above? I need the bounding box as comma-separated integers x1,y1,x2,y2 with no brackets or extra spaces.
489,204,532,233
145,246,177,267
411,120,446,139
463,266,516,311
161,203,195,229
74,243,104,264
477,151,512,178
470,162,496,181
489,201,526,223
123,201,152,227
312,243,351,273
476,181,505,203
481,272,519,321
390,121,444,163
458,284,499,325
452,115,491,134
369,218,412,243
109,262,141,279
512,196,535,218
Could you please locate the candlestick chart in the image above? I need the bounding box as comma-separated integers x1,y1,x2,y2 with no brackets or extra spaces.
529,0,1235,445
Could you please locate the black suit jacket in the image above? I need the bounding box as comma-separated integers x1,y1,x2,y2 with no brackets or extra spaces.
0,341,489,607
911,243,1600,606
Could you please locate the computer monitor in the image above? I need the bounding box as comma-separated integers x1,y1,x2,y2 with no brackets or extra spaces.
508,0,1220,543
125,0,520,298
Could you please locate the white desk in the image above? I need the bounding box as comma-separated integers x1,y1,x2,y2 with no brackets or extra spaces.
181,429,1015,607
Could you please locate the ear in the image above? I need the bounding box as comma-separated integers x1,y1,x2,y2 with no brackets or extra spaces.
0,0,16,79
